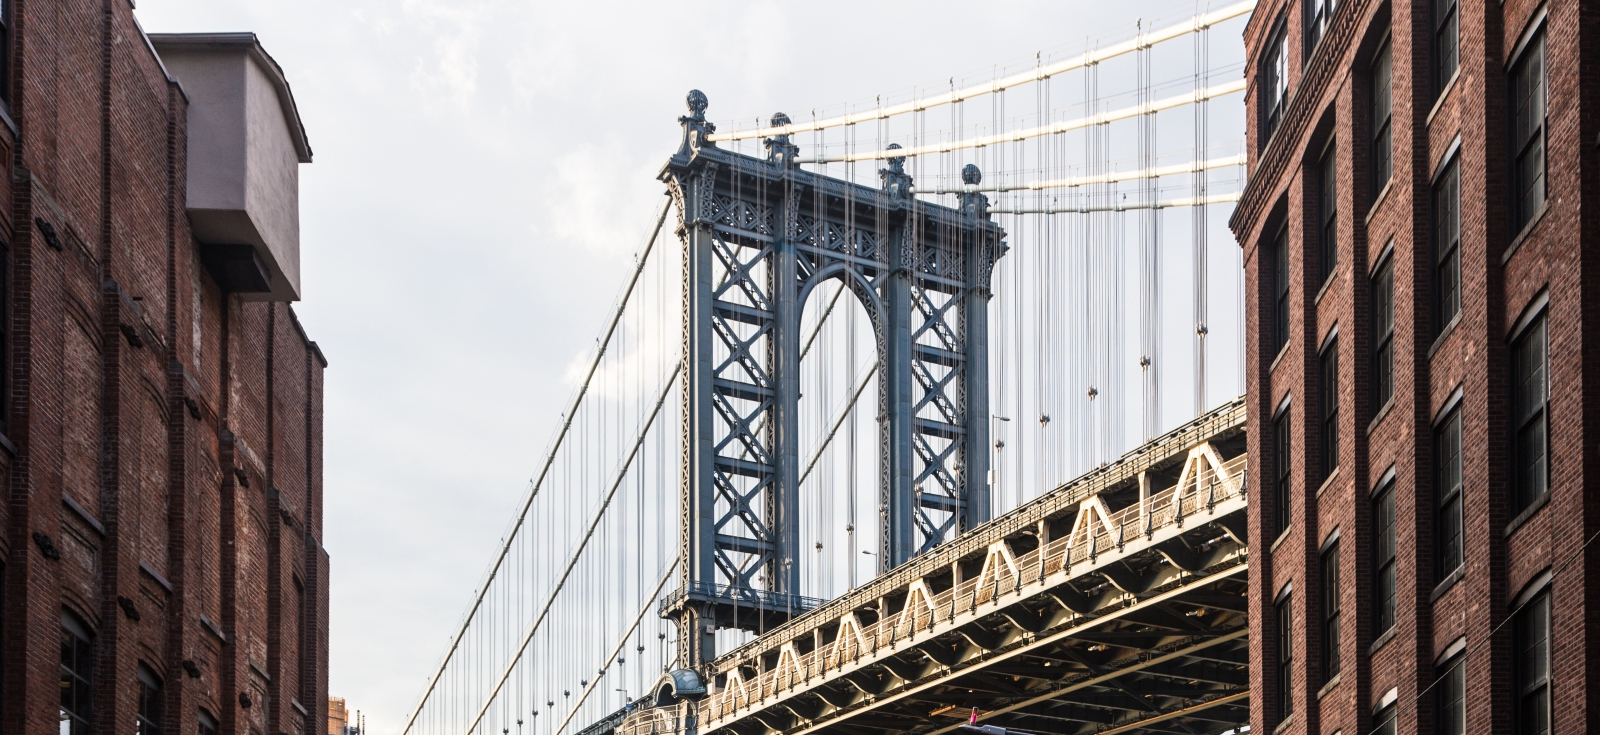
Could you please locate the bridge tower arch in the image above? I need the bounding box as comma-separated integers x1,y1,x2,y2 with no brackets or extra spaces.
659,90,1006,667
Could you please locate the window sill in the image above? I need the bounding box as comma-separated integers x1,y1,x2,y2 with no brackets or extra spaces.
0,430,15,457
1426,70,1461,126
1367,398,1395,437
1270,527,1294,554
1369,626,1397,656
1504,491,1551,538
1317,673,1342,700
1315,466,1342,499
1274,715,1296,735
1314,268,1339,306
1427,312,1463,359
1270,341,1292,375
1366,179,1394,225
1430,565,1466,603
1502,200,1551,265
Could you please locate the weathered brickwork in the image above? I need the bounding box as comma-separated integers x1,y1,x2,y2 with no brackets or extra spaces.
0,2,330,735
1232,0,1598,732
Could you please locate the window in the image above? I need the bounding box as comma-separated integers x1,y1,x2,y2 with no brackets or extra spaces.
1262,16,1289,145
1372,481,1396,635
1272,225,1291,356
1435,157,1461,332
1436,651,1466,735
1321,543,1341,682
1276,594,1294,721
1371,38,1394,200
1274,408,1293,538
137,664,164,735
1513,591,1551,735
1372,255,1394,410
1319,143,1339,284
1306,0,1337,59
1510,30,1547,232
0,0,11,105
1511,313,1548,515
1435,408,1463,580
199,710,219,735
60,612,95,735
1320,340,1340,482
1434,0,1458,97
1374,701,1398,735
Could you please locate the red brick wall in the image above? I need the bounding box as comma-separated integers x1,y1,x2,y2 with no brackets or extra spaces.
1231,0,1599,732
0,2,330,735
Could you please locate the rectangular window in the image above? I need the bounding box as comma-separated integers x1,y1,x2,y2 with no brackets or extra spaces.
1319,143,1339,284
1434,0,1458,97
1321,543,1341,682
199,709,219,735
1372,481,1396,635
1510,30,1547,232
1437,652,1466,735
137,664,164,735
1511,314,1548,514
1514,592,1551,735
1372,256,1394,410
60,613,95,735
0,0,10,105
1305,0,1337,58
1262,16,1289,145
1435,157,1461,331
1320,340,1340,482
1371,39,1394,201
1275,408,1293,538
1436,409,1464,580
1273,225,1291,356
1277,594,1294,721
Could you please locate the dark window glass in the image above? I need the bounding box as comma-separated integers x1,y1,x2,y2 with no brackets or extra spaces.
1263,17,1289,145
60,613,95,735
1434,0,1458,97
1514,592,1551,735
1306,0,1338,58
1321,543,1341,682
1275,409,1293,538
1435,158,1461,331
1320,340,1339,482
1372,257,1394,410
1437,653,1466,735
1371,39,1394,200
199,710,219,735
1277,595,1293,721
0,0,10,105
1319,144,1338,284
1510,32,1547,232
1436,409,1463,580
1372,482,1396,635
1511,314,1548,514
1374,703,1398,735
137,665,164,735
1273,225,1291,355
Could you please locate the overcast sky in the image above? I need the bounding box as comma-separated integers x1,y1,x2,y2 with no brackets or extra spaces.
133,0,1246,730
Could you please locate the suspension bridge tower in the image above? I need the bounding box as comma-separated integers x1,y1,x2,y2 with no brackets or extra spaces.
658,91,1007,668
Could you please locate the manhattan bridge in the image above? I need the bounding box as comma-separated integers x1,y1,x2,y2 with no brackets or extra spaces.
406,3,1256,734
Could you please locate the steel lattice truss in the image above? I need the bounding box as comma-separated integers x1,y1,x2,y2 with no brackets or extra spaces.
660,93,1005,665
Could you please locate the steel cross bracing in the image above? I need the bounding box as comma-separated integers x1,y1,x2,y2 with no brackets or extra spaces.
661,91,1006,666
619,398,1248,735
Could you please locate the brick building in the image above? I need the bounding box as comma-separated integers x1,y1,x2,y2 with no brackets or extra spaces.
1230,0,1597,732
0,2,329,735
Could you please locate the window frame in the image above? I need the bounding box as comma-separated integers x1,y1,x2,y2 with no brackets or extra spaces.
1319,336,1340,482
1305,0,1338,61
1372,477,1397,636
1508,21,1547,233
1274,404,1294,538
1435,646,1467,735
1272,222,1291,356
137,663,165,735
1370,35,1394,202
1371,247,1394,412
1276,590,1294,722
1510,309,1549,515
1434,153,1461,333
60,611,96,735
1433,0,1459,100
1319,140,1339,285
1435,406,1464,581
1262,14,1290,147
1320,541,1341,683
1512,589,1551,735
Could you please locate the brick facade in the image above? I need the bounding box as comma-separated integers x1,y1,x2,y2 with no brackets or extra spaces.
0,3,329,735
1231,0,1598,732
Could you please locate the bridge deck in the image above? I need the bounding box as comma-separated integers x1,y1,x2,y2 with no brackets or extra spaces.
623,398,1249,735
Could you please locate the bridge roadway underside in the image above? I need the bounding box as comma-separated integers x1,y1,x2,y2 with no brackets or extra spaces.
620,399,1251,735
